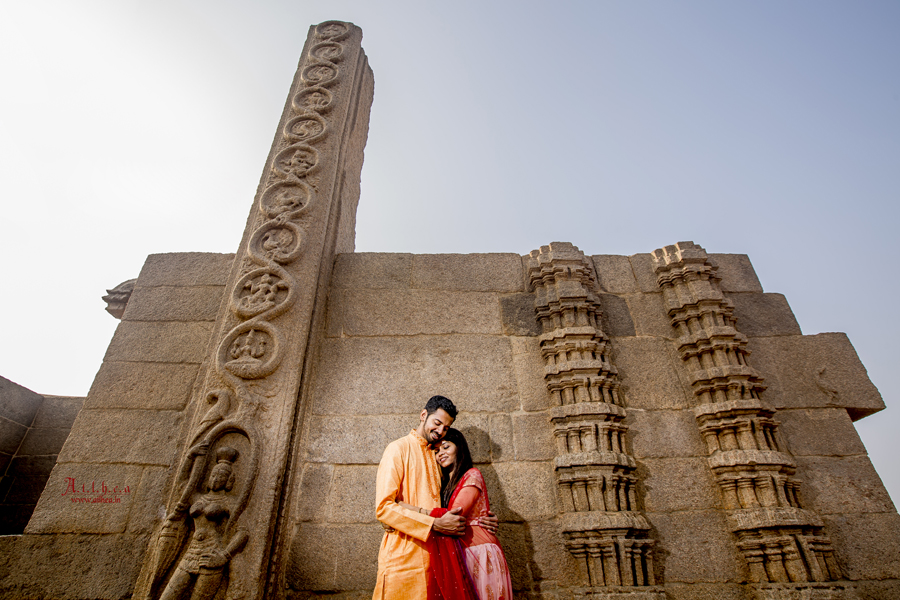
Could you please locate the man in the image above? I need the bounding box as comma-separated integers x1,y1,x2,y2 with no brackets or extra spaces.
373,395,497,599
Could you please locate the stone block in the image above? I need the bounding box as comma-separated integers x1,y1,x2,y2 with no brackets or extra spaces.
304,415,413,464
326,289,502,337
511,337,553,412
495,520,579,590
512,412,554,461
26,463,145,533
747,333,884,418
639,457,719,512
104,321,215,364
625,292,675,338
708,253,764,293
853,580,900,600
6,455,56,479
0,375,43,426
17,427,70,456
795,455,895,515
455,412,492,464
328,465,378,523
0,452,10,474
660,583,749,600
648,509,746,583
482,462,556,521
411,253,525,292
58,409,182,466
127,465,171,534
0,532,149,599
85,361,200,411
501,292,542,336
285,522,384,592
776,409,867,457
610,338,693,410
0,416,28,455
310,336,519,416
294,462,334,522
331,252,413,289
730,293,801,337
5,474,52,504
489,413,514,462
592,255,640,294
628,253,660,293
32,395,84,428
822,512,900,580
137,252,234,287
0,503,35,535
597,293,636,337
123,285,224,322
627,408,706,458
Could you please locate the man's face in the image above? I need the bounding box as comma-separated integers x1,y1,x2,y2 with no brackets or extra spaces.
420,408,454,444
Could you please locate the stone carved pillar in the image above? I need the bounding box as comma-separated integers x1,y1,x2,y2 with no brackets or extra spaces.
134,21,373,600
527,243,664,598
651,242,855,597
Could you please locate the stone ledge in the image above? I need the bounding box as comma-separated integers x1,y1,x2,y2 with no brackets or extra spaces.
137,252,234,287
123,285,225,322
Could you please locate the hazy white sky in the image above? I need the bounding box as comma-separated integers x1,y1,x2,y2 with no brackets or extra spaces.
1,1,898,500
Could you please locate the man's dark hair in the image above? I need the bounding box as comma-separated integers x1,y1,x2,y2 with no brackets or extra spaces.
425,395,458,419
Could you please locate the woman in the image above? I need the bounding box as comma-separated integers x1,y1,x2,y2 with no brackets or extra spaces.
430,428,513,600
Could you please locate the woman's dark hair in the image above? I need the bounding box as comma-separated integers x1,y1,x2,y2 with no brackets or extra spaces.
439,428,474,508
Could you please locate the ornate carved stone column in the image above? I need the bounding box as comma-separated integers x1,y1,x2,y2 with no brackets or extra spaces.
133,21,373,600
527,242,664,599
651,242,855,599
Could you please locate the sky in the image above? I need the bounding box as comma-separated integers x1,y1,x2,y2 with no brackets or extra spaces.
1,1,898,501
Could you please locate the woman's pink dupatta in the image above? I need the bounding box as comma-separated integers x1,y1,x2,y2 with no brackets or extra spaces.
427,478,480,600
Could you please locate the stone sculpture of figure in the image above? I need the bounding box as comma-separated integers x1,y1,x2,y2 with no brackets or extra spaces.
157,443,249,600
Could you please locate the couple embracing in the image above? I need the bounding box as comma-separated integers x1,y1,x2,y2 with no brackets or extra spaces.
373,395,513,600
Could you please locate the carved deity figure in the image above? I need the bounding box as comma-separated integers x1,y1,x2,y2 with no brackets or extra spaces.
157,444,249,600
239,273,287,312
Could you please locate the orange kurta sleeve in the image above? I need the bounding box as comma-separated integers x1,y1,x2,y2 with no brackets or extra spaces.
375,438,434,542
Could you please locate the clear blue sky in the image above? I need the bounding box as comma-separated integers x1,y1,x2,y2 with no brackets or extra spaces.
1,1,897,500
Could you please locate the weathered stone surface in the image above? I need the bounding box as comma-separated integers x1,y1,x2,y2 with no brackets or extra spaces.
730,292,801,337
709,253,764,293
454,412,491,464
58,409,182,466
5,455,55,480
625,292,675,338
17,427,70,456
628,253,660,293
85,361,200,411
0,504,35,535
639,458,719,512
660,583,749,600
127,465,171,534
597,293,636,337
304,415,413,464
0,375,43,426
4,457,57,503
104,321,215,364
331,252,413,289
853,580,900,600
489,413,514,462
327,465,377,524
776,409,867,457
32,396,84,428
411,253,525,292
822,512,900,580
592,255,640,294
285,522,383,591
748,333,884,418
610,337,692,410
0,533,150,599
496,520,581,590
627,408,706,458
511,336,553,412
326,288,502,336
310,336,519,415
137,252,234,287
501,292,543,336
482,462,556,521
648,510,746,583
0,416,28,454
512,412,554,461
294,462,334,522
123,285,224,322
27,463,144,533
796,455,895,515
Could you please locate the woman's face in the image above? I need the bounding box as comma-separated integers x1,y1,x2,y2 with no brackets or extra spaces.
436,441,458,468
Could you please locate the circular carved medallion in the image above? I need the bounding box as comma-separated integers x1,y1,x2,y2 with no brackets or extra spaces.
301,63,338,86
285,113,326,142
274,144,319,179
293,87,333,114
231,266,295,319
249,220,304,264
218,321,282,380
260,181,312,219
311,42,343,62
315,21,350,40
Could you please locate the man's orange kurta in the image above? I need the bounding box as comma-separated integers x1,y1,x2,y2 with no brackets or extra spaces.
373,430,443,600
